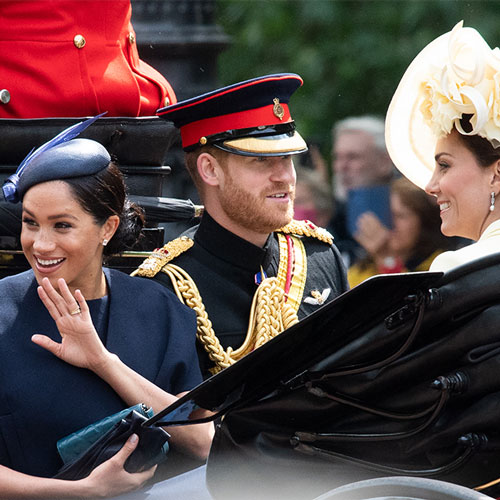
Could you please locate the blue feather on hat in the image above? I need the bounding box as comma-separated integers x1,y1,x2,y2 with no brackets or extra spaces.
2,113,106,203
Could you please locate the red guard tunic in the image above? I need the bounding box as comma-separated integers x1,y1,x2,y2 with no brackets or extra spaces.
0,0,176,118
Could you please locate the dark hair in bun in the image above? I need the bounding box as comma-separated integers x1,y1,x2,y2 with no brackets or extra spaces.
64,161,145,257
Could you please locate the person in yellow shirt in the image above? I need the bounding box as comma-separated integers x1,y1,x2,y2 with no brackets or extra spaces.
348,177,456,286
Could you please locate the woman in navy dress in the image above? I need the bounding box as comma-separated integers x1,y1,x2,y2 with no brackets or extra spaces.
0,117,213,498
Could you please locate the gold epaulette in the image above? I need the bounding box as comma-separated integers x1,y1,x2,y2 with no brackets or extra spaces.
132,236,194,278
277,219,333,245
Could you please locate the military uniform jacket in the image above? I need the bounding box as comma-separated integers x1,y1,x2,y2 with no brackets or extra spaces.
0,1,176,118
0,268,200,478
144,213,349,377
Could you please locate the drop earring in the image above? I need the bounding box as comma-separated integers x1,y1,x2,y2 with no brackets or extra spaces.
102,239,108,246
490,192,496,212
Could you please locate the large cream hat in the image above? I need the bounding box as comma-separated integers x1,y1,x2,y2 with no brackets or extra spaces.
385,22,500,189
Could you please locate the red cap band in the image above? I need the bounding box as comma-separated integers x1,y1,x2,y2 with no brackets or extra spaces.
180,103,291,148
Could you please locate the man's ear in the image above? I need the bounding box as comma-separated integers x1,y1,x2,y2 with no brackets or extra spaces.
197,153,224,187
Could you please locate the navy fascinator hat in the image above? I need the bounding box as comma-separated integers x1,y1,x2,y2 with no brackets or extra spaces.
2,114,109,203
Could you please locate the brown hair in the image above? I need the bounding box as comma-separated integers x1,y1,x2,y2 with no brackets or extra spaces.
391,177,453,265
456,116,500,167
455,132,500,167
184,146,229,199
64,161,144,257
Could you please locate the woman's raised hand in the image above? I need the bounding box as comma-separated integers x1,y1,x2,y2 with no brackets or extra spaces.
354,211,391,257
32,277,110,371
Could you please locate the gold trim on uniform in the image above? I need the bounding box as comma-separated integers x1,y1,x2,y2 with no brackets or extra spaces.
276,233,307,313
278,219,333,245
160,263,299,375
131,220,333,373
132,236,194,278
194,205,205,218
156,234,306,374
222,133,306,154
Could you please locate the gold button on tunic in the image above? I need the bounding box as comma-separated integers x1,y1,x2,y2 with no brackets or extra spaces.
73,34,86,49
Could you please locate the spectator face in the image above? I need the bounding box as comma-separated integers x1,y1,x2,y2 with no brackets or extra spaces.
294,182,318,222
388,192,421,257
333,130,391,193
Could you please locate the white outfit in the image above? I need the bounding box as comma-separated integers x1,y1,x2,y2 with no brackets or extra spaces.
430,219,500,272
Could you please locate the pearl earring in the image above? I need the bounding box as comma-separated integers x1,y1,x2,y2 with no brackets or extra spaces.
490,192,496,212
102,239,108,247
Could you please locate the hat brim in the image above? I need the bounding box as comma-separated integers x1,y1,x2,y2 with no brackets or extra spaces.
385,32,450,190
214,131,308,157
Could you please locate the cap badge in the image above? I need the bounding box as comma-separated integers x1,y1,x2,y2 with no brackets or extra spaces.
273,98,284,120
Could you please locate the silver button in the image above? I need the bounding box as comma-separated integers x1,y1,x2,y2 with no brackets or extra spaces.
0,89,10,104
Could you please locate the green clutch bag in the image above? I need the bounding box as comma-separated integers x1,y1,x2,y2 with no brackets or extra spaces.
56,403,155,464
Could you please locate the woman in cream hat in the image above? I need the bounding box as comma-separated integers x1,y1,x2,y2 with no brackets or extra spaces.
385,21,500,271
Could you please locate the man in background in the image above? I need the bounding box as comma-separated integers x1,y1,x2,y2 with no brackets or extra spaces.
329,115,397,267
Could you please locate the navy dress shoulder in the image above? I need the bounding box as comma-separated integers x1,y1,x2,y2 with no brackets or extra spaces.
0,268,200,477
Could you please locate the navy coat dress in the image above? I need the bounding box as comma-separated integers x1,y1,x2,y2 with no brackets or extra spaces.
0,268,201,477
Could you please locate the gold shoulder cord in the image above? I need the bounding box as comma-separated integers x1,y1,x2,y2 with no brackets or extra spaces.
131,236,194,278
161,258,303,374
134,230,309,375
278,219,333,245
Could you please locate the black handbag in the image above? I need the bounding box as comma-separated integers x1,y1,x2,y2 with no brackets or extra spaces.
147,253,500,500
54,409,170,480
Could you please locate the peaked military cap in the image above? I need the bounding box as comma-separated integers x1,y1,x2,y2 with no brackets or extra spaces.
156,73,308,156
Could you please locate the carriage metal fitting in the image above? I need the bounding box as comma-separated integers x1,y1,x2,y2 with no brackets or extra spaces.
430,372,468,395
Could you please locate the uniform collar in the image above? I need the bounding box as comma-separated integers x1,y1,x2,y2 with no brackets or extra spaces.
195,211,273,272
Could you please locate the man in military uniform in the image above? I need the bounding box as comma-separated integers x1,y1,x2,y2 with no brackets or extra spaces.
134,73,349,378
